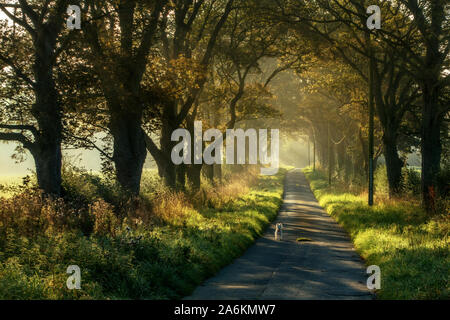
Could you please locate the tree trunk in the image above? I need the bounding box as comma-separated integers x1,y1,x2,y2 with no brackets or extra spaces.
204,164,215,182
144,103,180,190
109,111,147,195
336,141,345,173
159,103,178,189
160,134,177,189
185,116,203,190
317,132,328,168
344,150,352,183
383,131,403,197
358,127,369,181
327,124,332,185
313,136,316,172
31,142,62,196
214,163,222,182
187,164,202,190
30,37,63,196
421,82,442,213
176,164,186,190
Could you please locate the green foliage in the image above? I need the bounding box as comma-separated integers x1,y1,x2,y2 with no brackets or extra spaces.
374,165,390,196
404,167,421,196
0,168,285,299
374,164,431,197
436,166,450,198
304,167,449,300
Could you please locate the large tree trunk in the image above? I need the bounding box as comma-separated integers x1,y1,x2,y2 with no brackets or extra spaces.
327,135,334,185
372,65,405,197
186,117,203,190
31,141,62,196
214,164,222,182
344,151,352,183
336,141,346,173
407,0,445,214
187,164,202,190
30,34,63,196
176,164,186,189
109,110,147,195
144,102,180,190
159,103,178,189
317,131,328,168
313,136,316,172
383,130,403,197
421,82,442,212
160,129,177,189
203,164,214,182
144,130,178,189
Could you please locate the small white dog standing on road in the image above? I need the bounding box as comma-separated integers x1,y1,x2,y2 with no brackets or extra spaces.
274,223,283,241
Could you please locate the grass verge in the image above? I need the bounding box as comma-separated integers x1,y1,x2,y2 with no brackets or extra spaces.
0,169,285,299
303,167,449,300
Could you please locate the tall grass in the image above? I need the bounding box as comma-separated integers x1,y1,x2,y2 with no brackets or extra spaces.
304,167,449,300
0,166,285,299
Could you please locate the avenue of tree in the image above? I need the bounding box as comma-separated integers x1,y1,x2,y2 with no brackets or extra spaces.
0,0,448,213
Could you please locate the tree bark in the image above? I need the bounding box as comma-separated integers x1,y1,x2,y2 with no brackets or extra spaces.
187,164,202,190
30,134,62,196
109,110,147,195
383,130,403,196
186,117,203,190
158,101,179,189
336,141,345,173
420,82,442,212
144,127,177,189
358,127,369,180
176,164,186,190
204,164,215,182
30,28,63,196
214,163,222,182
402,0,445,213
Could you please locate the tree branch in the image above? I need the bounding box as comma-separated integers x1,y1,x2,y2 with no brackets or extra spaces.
0,123,38,137
0,131,34,150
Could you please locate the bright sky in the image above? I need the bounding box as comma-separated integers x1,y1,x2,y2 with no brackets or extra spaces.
0,12,23,175
0,143,35,176
0,142,104,176
0,9,13,25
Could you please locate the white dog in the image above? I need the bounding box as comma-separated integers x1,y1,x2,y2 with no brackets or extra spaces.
274,223,283,241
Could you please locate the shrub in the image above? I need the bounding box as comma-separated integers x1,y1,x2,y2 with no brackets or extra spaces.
375,165,389,197
152,191,192,224
403,167,421,196
436,166,450,198
191,176,253,210
0,190,91,239
90,200,119,237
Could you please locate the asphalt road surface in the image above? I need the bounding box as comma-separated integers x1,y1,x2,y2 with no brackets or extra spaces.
186,169,373,300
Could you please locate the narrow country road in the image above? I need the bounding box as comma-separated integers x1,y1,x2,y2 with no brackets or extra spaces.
185,169,374,300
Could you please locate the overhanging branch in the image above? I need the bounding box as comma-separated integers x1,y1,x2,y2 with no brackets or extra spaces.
0,123,38,137
0,131,34,150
